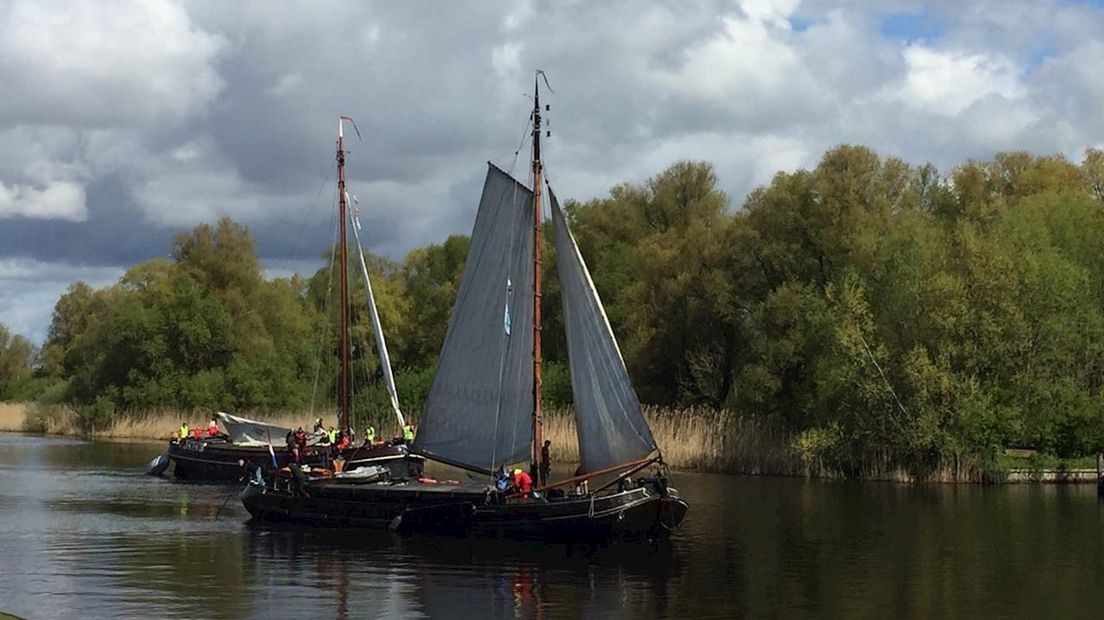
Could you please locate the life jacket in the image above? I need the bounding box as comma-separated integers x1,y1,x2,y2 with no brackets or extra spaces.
179,425,188,438
328,429,337,444
365,426,376,442
403,425,415,441
207,423,219,436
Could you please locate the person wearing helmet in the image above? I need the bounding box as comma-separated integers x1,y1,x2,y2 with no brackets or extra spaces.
512,467,533,496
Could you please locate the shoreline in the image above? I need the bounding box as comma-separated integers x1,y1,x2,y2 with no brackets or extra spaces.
3,427,1100,486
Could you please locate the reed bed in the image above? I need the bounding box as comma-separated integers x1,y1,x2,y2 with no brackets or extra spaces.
1,400,1003,481
543,406,801,474
8,404,319,441
0,402,27,432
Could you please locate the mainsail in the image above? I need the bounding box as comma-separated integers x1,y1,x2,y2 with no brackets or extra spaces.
549,189,658,473
348,200,406,429
216,411,291,446
413,164,535,473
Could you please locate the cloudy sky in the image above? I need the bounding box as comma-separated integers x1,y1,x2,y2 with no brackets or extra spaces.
2,0,1104,344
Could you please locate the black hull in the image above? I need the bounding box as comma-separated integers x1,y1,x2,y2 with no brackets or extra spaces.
240,476,688,543
166,438,423,482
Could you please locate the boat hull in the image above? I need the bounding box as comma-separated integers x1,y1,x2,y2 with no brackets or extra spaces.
166,438,423,482
240,475,687,542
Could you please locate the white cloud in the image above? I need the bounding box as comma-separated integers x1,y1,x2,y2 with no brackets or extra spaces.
0,0,224,128
133,169,262,227
266,73,303,98
740,0,800,28
0,180,87,221
492,42,522,78
651,14,807,106
897,45,1023,116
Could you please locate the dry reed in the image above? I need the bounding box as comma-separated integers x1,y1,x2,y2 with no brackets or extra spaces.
1,400,998,481
6,403,319,441
543,405,801,474
0,402,27,432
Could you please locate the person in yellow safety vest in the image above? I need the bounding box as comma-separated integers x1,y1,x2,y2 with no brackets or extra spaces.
179,422,189,439
403,424,415,442
365,425,376,444
327,427,337,445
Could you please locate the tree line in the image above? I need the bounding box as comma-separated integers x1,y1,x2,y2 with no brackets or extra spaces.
4,145,1104,472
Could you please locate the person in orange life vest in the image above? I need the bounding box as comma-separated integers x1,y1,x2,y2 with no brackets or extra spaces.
336,431,351,450
207,417,219,437
511,468,533,496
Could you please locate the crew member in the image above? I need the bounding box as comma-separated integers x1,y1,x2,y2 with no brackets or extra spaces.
178,422,189,439
403,424,415,443
574,465,588,496
364,425,376,445
512,467,533,497
494,466,510,491
293,426,307,463
327,426,337,445
539,440,551,485
313,418,324,433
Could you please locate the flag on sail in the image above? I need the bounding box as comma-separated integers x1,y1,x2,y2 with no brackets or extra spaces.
503,278,513,336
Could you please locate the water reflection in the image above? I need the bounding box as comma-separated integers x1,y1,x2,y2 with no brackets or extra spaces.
241,522,684,619
6,433,1104,618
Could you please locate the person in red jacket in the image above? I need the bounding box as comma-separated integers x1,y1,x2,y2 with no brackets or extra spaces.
207,417,220,437
293,427,307,463
511,468,533,497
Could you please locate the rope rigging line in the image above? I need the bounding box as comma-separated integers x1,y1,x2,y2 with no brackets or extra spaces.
271,162,334,277
308,187,341,421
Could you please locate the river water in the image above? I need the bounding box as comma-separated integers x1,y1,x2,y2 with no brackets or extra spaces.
2,433,1103,619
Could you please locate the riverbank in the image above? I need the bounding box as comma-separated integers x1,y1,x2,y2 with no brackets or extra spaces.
3,401,1099,483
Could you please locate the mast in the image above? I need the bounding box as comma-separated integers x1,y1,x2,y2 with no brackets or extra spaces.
531,74,544,475
337,118,351,432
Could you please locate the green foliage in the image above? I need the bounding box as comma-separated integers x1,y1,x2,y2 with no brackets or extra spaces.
0,322,34,399
30,147,1104,477
41,219,319,412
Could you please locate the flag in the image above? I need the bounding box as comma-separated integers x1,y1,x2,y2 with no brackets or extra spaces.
266,431,277,467
503,278,512,336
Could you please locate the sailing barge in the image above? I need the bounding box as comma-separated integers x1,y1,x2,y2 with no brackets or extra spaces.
243,75,688,542
157,115,424,483
163,413,421,482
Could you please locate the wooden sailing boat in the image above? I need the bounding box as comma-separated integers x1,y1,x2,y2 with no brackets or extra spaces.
241,77,688,541
159,118,422,482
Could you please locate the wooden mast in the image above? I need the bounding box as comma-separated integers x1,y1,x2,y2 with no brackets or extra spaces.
337,118,351,433
531,74,544,475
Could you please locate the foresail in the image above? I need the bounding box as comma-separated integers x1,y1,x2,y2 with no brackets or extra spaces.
550,189,658,473
413,164,535,473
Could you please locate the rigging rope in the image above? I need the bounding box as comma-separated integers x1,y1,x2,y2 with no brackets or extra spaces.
308,188,341,421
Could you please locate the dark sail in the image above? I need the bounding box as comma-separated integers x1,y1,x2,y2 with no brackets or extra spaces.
413,164,535,473
550,189,658,472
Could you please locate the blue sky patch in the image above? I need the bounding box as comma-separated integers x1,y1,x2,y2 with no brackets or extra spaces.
879,12,945,43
